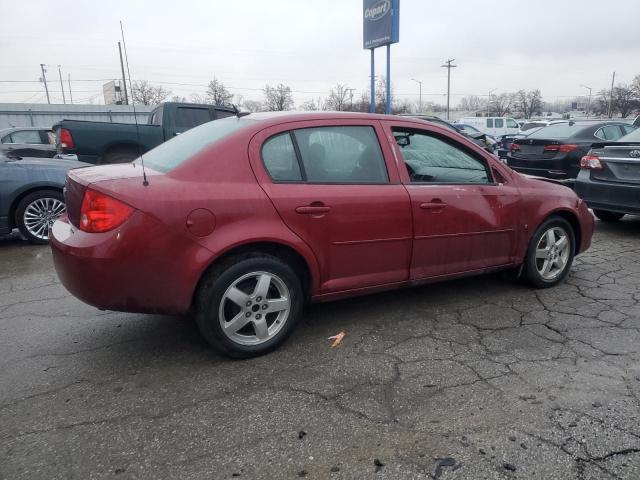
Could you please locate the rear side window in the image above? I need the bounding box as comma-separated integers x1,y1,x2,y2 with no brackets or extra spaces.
595,125,624,141
9,130,42,144
393,128,490,184
486,118,494,128
262,133,302,182
174,107,211,130
494,118,504,128
621,125,637,135
293,126,388,184
620,126,640,141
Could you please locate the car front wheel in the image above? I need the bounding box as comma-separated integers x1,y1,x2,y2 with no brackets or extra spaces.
593,210,625,222
195,254,303,358
523,216,575,288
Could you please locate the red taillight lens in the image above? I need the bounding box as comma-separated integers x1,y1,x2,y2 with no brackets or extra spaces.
510,143,520,152
559,144,578,153
59,128,74,149
543,144,559,152
580,155,603,170
79,189,134,233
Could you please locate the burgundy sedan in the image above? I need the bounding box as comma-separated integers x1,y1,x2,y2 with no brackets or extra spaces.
50,112,594,357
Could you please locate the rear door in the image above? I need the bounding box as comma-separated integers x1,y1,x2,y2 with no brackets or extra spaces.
382,120,520,279
249,119,413,294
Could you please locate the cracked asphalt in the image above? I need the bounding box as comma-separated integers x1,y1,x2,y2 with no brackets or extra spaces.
1,218,640,480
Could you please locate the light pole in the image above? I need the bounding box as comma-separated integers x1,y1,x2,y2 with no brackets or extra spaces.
411,78,423,113
580,84,592,118
39,64,50,104
487,88,496,116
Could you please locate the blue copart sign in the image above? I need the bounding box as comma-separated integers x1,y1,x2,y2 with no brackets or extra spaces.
363,0,399,49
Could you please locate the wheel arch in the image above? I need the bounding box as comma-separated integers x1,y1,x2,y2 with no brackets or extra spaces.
534,208,582,255
192,240,317,309
100,142,142,163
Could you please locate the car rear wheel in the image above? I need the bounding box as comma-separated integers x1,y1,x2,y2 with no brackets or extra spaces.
523,216,575,288
15,190,65,244
195,254,303,358
593,210,625,222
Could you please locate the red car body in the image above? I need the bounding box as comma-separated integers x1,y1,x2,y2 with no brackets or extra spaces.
50,112,594,316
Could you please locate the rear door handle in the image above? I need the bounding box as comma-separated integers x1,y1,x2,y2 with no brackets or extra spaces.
420,200,447,211
295,205,331,214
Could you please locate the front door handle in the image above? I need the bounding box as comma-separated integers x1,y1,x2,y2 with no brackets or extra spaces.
295,204,331,214
420,199,447,211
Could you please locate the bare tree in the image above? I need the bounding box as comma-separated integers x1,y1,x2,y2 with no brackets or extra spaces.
170,95,187,103
488,93,514,116
301,97,328,111
131,80,171,106
206,78,234,106
516,89,543,119
264,84,294,111
374,77,394,113
241,99,264,112
611,84,638,118
458,95,485,112
326,83,351,111
190,93,207,104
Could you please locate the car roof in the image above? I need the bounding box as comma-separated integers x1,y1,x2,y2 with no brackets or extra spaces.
242,111,453,127
0,126,50,133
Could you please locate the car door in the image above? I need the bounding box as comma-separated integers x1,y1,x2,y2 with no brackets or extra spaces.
248,119,413,294
382,120,520,279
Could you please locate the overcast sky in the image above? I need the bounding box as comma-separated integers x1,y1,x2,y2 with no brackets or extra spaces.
1,0,639,107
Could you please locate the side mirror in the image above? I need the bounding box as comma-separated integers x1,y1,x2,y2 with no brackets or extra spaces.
395,135,410,147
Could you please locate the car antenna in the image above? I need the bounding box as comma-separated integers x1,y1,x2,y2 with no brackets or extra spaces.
120,20,148,187
232,104,251,118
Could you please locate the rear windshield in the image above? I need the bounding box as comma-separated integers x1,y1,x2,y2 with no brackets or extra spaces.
527,123,584,140
620,127,640,142
521,122,545,131
137,116,255,173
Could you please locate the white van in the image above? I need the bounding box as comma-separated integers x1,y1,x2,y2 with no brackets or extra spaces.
456,117,520,137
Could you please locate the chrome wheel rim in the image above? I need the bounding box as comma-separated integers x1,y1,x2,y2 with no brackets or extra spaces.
535,226,570,281
218,271,291,346
23,197,65,241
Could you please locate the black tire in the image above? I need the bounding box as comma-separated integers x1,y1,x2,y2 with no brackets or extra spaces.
101,147,138,164
195,253,304,358
15,189,65,244
522,216,575,288
593,210,625,222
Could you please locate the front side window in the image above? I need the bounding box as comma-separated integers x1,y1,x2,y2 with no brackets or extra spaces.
495,118,504,128
293,126,388,184
262,133,302,182
393,128,490,184
9,130,42,144
506,119,518,128
486,118,494,128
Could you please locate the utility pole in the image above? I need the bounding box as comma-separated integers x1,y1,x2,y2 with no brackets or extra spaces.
39,64,50,104
118,42,129,105
441,58,457,120
68,73,73,104
580,84,592,118
58,65,66,104
607,71,615,118
411,78,422,112
346,88,355,111
487,88,496,116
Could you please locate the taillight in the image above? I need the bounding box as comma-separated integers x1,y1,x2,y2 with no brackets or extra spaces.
559,144,578,153
543,144,559,152
510,143,520,152
79,189,134,233
59,128,74,149
580,155,603,170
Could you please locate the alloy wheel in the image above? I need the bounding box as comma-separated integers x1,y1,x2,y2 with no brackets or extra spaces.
218,271,291,346
23,197,66,241
535,226,570,281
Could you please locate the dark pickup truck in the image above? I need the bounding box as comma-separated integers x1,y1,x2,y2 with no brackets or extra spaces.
54,102,237,164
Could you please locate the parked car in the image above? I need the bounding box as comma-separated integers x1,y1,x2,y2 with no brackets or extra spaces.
53,102,237,165
406,115,497,152
0,153,88,243
519,119,568,134
507,121,637,181
456,116,520,137
50,112,594,358
0,127,56,158
575,126,640,221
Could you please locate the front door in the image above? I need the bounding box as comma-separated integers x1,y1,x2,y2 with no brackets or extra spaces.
249,120,413,294
382,120,519,280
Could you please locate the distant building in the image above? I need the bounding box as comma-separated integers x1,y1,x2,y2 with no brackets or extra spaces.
103,81,126,105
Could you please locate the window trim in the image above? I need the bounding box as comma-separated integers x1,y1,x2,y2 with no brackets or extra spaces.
391,127,496,186
260,125,391,185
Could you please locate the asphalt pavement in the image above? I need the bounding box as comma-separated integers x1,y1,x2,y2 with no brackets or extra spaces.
1,218,640,479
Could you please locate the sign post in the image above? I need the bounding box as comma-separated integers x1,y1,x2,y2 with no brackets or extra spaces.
363,0,399,114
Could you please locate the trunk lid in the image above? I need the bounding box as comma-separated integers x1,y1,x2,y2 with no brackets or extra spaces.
65,162,161,227
512,138,564,159
590,143,640,184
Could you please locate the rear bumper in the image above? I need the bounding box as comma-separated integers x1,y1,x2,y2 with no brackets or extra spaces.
0,215,11,235
50,212,213,315
506,155,579,180
576,200,595,254
575,172,640,216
